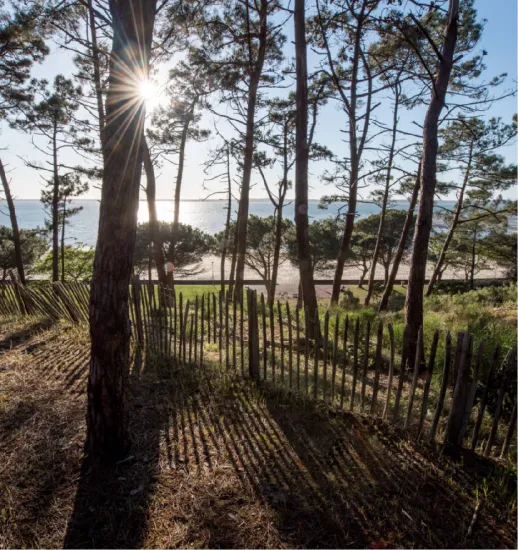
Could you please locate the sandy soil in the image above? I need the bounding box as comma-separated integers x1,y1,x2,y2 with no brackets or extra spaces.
177,254,506,285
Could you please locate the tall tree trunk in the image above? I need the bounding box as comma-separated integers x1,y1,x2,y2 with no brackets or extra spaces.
173,99,196,229
269,202,284,304
404,0,459,364
220,147,233,295
228,211,238,297
324,2,370,305
52,123,59,283
61,197,66,282
425,140,474,296
0,159,25,284
364,85,400,305
470,228,477,289
142,139,167,285
87,0,106,149
234,0,268,301
294,0,319,338
358,263,368,289
378,163,421,312
268,119,289,304
87,0,156,464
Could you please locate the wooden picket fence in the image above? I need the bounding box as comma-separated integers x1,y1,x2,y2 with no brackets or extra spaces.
1,280,516,459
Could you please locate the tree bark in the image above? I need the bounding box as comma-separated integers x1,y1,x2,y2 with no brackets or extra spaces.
0,159,26,284
87,0,106,149
378,163,421,312
425,140,474,296
294,0,319,338
87,0,156,465
142,139,167,285
221,147,232,296
173,99,196,229
268,119,289,304
234,0,268,301
470,228,477,289
52,122,59,282
404,0,459,361
364,84,400,305
326,2,371,305
61,197,66,282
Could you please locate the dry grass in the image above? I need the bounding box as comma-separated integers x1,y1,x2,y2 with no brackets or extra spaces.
0,316,516,549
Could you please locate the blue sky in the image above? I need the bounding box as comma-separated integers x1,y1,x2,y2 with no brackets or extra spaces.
1,0,516,201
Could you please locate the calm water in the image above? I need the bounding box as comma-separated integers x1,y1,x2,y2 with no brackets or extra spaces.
2,198,512,247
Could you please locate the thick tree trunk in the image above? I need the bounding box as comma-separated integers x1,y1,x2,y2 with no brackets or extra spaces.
425,141,474,296
404,0,459,364
0,159,26,284
294,0,319,338
378,163,421,312
87,0,156,465
364,85,400,305
234,1,268,301
52,123,59,283
142,139,167,285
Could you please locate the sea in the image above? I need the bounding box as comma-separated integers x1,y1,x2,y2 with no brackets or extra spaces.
1,199,515,247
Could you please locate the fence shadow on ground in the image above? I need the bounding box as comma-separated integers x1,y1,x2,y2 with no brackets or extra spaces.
64,354,516,548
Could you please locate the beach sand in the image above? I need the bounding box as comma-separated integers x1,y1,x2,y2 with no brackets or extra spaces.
170,254,506,298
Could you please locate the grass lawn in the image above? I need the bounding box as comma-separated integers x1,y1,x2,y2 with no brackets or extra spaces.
0,316,516,548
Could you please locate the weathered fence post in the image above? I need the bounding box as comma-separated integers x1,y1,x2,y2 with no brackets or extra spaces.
484,347,516,457
382,324,395,420
428,331,452,443
471,344,500,451
247,289,260,381
444,332,473,448
417,330,439,438
405,326,423,430
370,322,383,415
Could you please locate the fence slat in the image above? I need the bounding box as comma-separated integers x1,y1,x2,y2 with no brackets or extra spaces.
304,306,309,395
323,311,330,401
470,344,500,451
393,326,409,422
445,332,473,447
270,300,276,384
331,314,339,403
261,293,267,380
360,320,371,413
278,300,285,386
460,340,485,442
313,309,320,399
383,324,395,420
287,303,293,390
296,306,301,391
350,318,360,411
417,330,439,438
484,347,516,457
428,331,452,443
232,294,237,371
340,315,349,409
370,322,383,415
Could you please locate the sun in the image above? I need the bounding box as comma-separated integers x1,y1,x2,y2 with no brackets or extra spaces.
139,79,160,110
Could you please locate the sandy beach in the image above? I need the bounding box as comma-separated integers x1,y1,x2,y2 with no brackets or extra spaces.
170,254,507,297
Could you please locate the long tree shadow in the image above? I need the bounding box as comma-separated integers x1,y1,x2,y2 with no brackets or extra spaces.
63,353,166,549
